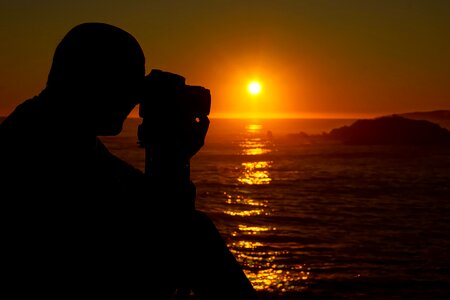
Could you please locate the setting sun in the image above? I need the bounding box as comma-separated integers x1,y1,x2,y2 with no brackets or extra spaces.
248,81,262,95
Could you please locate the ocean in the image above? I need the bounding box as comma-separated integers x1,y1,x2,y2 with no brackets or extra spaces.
102,118,450,299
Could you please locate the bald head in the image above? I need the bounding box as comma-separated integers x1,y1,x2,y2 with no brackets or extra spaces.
46,23,146,135
48,23,145,89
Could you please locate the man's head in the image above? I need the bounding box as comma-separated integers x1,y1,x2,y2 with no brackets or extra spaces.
47,23,145,136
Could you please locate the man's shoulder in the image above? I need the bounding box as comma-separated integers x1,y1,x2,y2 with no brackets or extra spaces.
0,96,42,133
0,95,56,167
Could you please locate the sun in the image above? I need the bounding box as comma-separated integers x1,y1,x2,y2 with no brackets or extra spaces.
248,81,262,95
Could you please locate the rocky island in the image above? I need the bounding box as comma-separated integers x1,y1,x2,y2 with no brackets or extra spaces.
326,115,450,145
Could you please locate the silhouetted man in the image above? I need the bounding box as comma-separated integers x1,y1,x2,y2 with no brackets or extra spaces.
0,23,257,299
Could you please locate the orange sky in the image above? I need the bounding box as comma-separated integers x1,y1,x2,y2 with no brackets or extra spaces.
1,1,450,119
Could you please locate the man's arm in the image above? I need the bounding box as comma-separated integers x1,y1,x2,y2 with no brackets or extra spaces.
95,138,145,188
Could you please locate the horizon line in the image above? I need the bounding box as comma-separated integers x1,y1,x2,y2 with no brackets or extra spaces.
1,109,448,121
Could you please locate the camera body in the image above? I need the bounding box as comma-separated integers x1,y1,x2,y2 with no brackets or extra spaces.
138,69,211,183
140,69,211,122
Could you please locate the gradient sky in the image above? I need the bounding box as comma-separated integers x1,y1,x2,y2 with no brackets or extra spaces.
1,0,449,118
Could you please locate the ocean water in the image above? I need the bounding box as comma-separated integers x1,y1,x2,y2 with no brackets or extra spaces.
103,118,450,299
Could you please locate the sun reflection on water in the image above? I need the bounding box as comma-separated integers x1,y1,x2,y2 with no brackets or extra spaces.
225,195,269,207
244,266,310,292
224,194,271,217
238,161,272,185
223,209,266,217
228,230,311,292
246,124,263,132
231,240,264,249
240,137,272,155
222,123,310,293
238,224,274,232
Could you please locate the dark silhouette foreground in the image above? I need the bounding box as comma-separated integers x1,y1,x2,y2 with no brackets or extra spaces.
0,23,257,299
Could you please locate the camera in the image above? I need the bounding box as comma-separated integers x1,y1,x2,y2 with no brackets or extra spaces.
138,69,211,177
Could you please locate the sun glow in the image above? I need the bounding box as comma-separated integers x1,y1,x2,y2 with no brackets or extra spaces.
248,81,261,95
